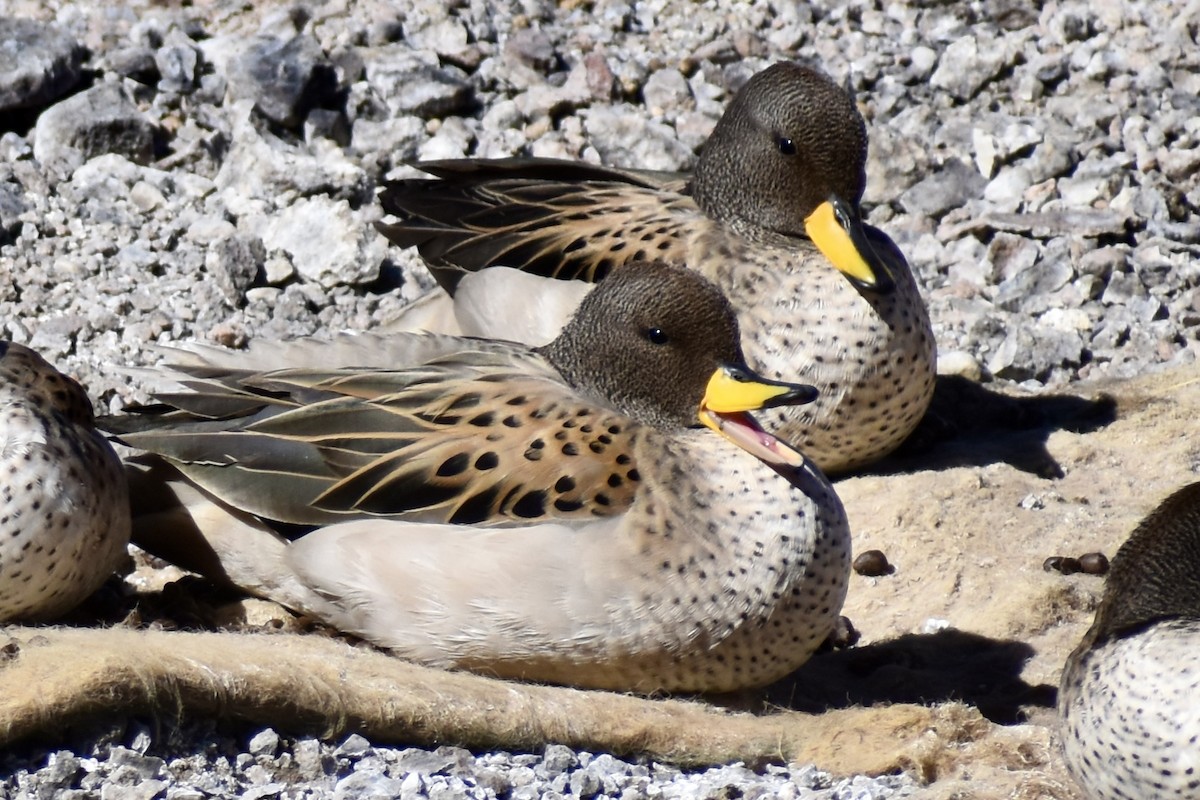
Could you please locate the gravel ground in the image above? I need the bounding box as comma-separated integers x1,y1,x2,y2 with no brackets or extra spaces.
1,0,1198,795
0,720,917,799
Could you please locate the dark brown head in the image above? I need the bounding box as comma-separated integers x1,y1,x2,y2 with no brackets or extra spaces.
538,262,807,430
1089,482,1200,644
691,62,868,237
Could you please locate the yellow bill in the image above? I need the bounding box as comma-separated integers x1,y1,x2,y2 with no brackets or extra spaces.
700,364,817,413
804,196,895,293
698,364,815,468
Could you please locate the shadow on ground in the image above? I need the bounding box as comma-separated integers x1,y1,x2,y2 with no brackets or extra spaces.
856,375,1117,479
754,628,1056,725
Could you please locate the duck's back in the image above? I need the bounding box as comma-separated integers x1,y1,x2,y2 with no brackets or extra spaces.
378,158,700,290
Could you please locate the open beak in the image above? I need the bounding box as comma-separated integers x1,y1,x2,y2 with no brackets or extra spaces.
804,195,895,293
697,364,815,467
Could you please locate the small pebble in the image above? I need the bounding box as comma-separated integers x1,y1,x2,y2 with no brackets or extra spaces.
1043,556,1082,575
830,616,860,649
853,550,893,577
247,729,279,757
1077,552,1110,575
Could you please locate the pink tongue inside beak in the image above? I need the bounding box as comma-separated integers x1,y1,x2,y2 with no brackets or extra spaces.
709,410,806,467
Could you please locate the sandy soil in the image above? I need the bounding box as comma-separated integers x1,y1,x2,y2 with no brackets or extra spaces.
781,363,1200,797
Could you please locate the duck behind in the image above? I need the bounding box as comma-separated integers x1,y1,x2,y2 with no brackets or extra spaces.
376,62,935,475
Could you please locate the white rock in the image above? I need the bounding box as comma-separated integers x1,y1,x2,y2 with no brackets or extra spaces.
261,197,385,288
937,350,983,380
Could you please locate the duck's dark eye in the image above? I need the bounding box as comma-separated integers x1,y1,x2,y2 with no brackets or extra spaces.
777,137,796,156
645,327,669,345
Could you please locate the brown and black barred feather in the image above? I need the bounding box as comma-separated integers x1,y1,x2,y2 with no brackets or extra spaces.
108,349,642,528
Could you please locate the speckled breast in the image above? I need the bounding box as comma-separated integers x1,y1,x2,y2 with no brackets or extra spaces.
707,248,935,476
0,391,130,621
1059,619,1200,800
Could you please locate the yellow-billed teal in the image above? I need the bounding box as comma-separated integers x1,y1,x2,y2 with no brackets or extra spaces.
1059,482,1200,799
110,263,852,693
376,61,936,475
0,342,129,621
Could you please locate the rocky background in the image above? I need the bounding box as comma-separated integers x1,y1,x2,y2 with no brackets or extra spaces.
1,0,1198,797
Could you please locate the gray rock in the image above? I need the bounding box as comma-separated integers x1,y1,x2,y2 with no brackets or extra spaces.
304,108,350,146
569,768,603,798
0,181,27,235
1057,174,1111,206
0,17,85,111
350,115,426,168
539,744,577,777
246,728,280,758
674,109,717,152
107,747,166,782
929,33,1013,101
987,323,1084,382
504,28,556,72
582,105,696,171
335,734,373,758
335,770,405,799
214,103,371,212
418,117,472,160
582,52,616,101
472,767,512,796
995,257,1075,313
1024,136,1076,184
102,47,160,85
0,130,30,160
937,350,984,380
32,81,156,178
397,67,475,118
987,232,1040,282
642,67,692,113
225,34,335,128
36,751,82,792
983,165,1032,210
898,158,986,218
864,122,928,202
98,780,168,800
394,746,473,777
480,99,523,132
365,45,474,119
156,30,201,94
292,738,335,780
907,46,938,82
1158,146,1200,183
1101,269,1149,306
945,208,1132,240
513,58,595,119
406,18,471,62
